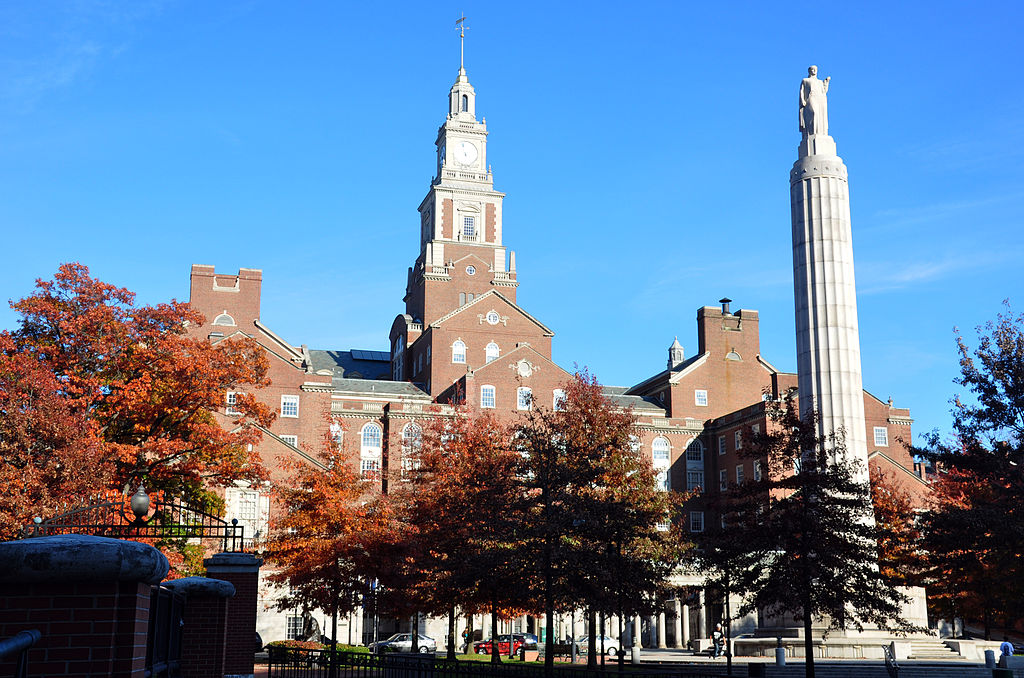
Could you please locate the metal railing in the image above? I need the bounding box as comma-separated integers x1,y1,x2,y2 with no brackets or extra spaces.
0,629,41,678
267,649,728,678
882,644,899,678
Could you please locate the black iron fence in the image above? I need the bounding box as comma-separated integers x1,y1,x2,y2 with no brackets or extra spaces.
25,491,246,552
146,585,184,678
267,649,732,678
0,630,41,678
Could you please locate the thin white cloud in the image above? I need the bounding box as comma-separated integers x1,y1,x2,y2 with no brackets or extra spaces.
858,249,1022,294
870,191,1024,230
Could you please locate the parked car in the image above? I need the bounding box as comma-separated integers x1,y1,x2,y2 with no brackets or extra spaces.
473,634,525,655
519,633,539,650
368,633,436,654
574,635,619,657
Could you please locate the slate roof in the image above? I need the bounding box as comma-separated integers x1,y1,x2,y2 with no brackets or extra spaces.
601,387,666,413
309,349,392,382
332,378,430,398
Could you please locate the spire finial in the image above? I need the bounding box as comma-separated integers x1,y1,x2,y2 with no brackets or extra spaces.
455,14,468,71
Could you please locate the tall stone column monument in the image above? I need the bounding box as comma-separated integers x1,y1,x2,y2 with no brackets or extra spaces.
790,65,870,483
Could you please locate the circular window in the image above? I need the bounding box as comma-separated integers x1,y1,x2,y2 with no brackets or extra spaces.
486,311,500,325
466,265,476,276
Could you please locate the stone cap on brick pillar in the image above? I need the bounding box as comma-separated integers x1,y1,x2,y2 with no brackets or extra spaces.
163,576,236,599
0,534,169,584
203,551,263,573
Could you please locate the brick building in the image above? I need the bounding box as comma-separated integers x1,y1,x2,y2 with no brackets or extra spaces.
189,61,928,647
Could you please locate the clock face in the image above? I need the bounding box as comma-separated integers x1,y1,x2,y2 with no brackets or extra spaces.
454,141,478,165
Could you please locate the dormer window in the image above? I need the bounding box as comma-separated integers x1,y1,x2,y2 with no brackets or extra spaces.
462,94,469,112
213,312,235,327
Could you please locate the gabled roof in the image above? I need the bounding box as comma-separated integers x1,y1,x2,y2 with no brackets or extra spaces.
868,450,930,488
430,290,554,336
625,353,708,396
468,342,569,380
253,319,304,362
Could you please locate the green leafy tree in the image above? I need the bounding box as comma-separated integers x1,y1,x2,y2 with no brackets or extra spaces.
694,396,914,678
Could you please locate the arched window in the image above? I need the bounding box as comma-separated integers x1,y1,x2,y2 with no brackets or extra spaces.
401,423,422,479
656,469,670,492
685,439,704,463
213,312,235,326
652,437,671,465
628,435,641,453
485,342,500,363
480,385,496,409
452,340,466,364
461,94,469,112
360,423,382,480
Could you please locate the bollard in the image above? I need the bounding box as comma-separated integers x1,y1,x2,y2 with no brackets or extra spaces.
985,649,996,668
631,645,641,664
775,646,786,666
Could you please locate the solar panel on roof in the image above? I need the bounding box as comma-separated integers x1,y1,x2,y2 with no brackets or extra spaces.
350,349,390,362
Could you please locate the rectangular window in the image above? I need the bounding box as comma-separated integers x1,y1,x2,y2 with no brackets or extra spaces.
686,470,704,491
718,435,726,456
689,511,704,533
656,520,671,532
686,444,703,462
480,385,496,409
753,460,762,481
694,389,708,407
360,458,381,480
463,216,476,239
226,392,240,415
517,387,532,411
281,395,299,418
752,423,760,435
286,616,303,640
719,469,728,490
281,434,298,447
736,464,745,484
656,470,670,492
874,426,889,447
552,389,566,411
735,430,742,450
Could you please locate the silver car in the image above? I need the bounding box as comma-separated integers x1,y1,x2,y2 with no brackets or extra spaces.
368,633,436,654
575,635,619,657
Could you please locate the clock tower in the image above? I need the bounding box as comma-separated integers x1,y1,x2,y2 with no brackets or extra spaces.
405,63,516,328
390,51,548,393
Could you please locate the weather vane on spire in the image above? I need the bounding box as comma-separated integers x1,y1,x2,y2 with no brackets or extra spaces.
455,14,469,69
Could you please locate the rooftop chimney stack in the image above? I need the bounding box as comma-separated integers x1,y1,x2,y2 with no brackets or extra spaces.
720,297,732,315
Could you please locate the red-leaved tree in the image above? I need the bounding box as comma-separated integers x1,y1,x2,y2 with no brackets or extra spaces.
0,263,274,539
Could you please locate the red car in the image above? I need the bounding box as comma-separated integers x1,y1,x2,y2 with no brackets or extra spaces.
473,634,524,655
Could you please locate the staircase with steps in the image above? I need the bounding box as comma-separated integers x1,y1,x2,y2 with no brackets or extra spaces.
908,638,963,659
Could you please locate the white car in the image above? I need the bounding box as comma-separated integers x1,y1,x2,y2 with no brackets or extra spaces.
367,633,436,654
575,635,619,657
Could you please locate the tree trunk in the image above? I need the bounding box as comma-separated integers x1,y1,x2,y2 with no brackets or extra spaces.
491,593,501,664
447,605,457,660
544,536,554,675
587,607,597,669
803,606,814,678
411,613,419,655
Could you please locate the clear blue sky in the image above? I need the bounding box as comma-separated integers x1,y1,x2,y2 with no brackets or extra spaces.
1,1,1021,443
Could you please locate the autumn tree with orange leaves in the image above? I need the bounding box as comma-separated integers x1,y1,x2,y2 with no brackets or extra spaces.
401,409,532,662
263,421,408,652
0,263,274,540
514,372,683,671
870,466,922,586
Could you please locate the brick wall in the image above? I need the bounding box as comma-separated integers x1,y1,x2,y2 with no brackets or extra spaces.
179,595,229,678
205,553,262,677
0,579,152,678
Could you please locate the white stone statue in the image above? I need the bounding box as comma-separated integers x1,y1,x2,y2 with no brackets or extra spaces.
799,65,830,137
